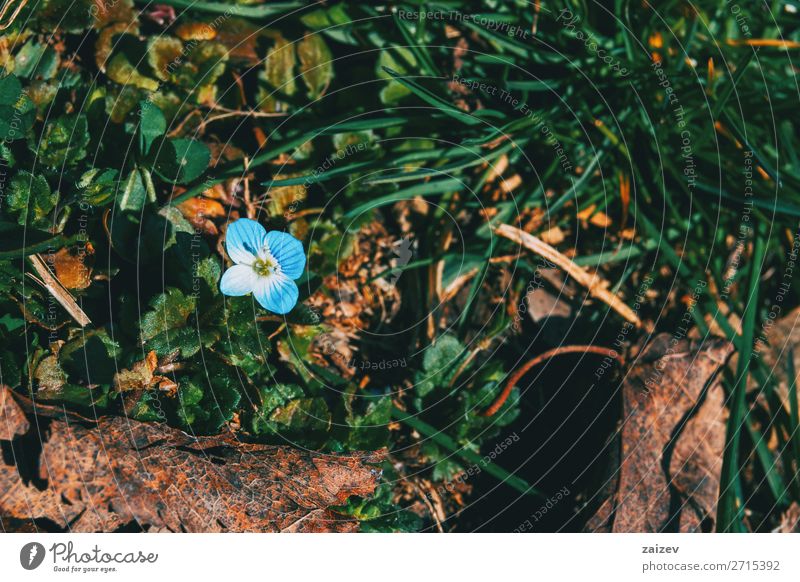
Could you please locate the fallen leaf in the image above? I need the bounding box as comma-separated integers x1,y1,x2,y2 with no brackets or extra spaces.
576,204,596,222
539,226,565,245
178,196,226,235
0,386,385,532
584,334,733,532
526,286,571,322
175,22,217,41
757,305,800,413
51,244,94,290
0,386,28,440
590,211,612,228
777,502,800,532
113,350,158,392
32,351,66,393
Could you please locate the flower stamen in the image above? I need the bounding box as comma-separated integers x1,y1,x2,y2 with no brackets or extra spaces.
252,257,275,277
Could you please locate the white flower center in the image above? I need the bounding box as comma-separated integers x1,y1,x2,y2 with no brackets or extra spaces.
251,246,279,277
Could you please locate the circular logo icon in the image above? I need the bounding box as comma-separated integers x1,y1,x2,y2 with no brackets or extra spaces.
19,542,46,570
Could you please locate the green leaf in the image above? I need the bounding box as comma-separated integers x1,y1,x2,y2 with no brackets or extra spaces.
259,32,296,111
118,168,147,212
215,296,268,376
298,32,333,99
154,138,210,184
37,383,109,409
177,361,242,433
176,379,206,426
59,331,120,386
377,49,416,104
381,66,481,126
195,255,221,296
250,383,330,437
345,392,392,449
33,115,90,166
138,100,167,156
270,397,330,432
106,35,160,91
147,36,184,82
0,74,22,105
76,167,119,207
0,348,22,388
128,392,165,423
0,75,35,141
300,5,356,45
14,40,60,79
140,287,197,342
36,0,94,33
415,334,466,398
6,171,57,227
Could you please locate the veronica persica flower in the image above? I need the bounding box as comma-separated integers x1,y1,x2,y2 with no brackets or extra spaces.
219,218,306,314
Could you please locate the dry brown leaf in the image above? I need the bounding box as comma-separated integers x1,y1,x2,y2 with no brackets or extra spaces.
526,287,571,323
576,204,597,221
0,386,384,532
776,502,800,532
306,222,401,378
539,226,565,245
590,211,612,228
584,334,734,532
175,22,217,41
758,306,800,412
0,386,28,440
51,244,94,290
178,196,226,236
113,350,159,392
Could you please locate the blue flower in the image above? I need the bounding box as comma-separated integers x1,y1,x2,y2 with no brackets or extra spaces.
219,218,306,314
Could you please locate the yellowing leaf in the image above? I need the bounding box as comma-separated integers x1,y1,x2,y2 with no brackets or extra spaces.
298,32,333,99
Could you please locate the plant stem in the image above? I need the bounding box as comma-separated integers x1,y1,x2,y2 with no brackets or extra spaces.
391,406,543,498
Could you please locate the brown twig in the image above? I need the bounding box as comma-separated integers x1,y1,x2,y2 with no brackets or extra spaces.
27,254,91,327
286,207,324,221
480,345,623,417
0,0,28,30
268,323,286,341
494,223,643,328
441,253,522,303
169,106,288,137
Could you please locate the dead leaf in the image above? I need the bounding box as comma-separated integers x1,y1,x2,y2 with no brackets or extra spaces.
178,196,226,236
51,244,94,290
113,350,158,392
526,287,572,323
175,22,217,41
0,386,28,440
32,349,66,393
214,17,262,64
306,222,402,378
590,211,612,228
776,502,800,532
758,306,800,413
539,226,565,245
584,334,734,532
0,386,384,532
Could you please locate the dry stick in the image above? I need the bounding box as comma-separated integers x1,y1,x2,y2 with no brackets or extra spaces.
494,223,643,328
0,0,28,30
27,254,91,327
481,345,623,417
441,253,521,302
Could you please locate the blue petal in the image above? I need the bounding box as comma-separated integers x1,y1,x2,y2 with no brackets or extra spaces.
220,264,258,296
265,230,305,280
253,273,299,314
225,218,267,265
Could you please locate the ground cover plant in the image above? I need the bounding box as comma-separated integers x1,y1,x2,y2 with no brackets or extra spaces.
1,0,800,533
